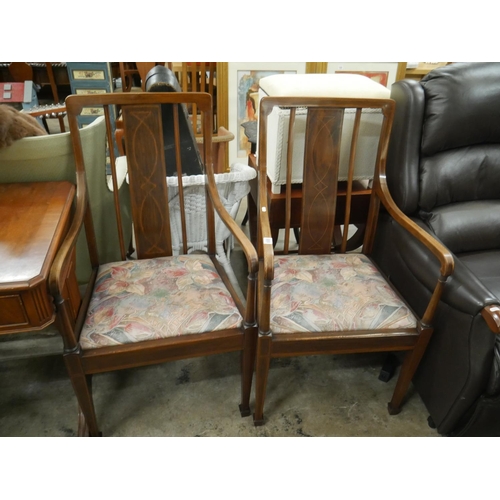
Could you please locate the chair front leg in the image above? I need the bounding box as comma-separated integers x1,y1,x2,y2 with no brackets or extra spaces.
239,326,258,417
64,350,101,437
388,327,434,415
253,332,273,426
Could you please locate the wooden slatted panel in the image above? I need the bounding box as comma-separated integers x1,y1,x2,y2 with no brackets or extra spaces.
103,104,126,261
299,107,344,255
172,103,188,255
122,104,173,259
340,108,362,253
283,107,296,255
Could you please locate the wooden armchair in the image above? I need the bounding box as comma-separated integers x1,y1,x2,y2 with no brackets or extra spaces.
253,95,454,426
53,92,258,436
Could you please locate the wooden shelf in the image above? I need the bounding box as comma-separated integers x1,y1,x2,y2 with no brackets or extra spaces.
398,62,451,81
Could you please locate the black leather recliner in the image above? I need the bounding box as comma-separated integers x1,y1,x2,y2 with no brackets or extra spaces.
372,62,500,436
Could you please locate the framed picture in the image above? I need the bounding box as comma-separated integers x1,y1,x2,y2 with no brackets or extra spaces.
326,62,399,88
227,62,307,164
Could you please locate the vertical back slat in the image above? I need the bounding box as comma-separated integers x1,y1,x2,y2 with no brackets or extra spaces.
198,63,206,134
283,107,296,255
122,104,173,259
340,107,362,253
209,63,216,132
181,64,188,92
172,103,188,255
202,108,216,255
104,104,126,261
200,62,206,92
299,107,343,255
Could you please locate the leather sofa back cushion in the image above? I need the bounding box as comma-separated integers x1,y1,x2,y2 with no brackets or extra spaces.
424,200,500,253
419,145,500,211
420,63,500,157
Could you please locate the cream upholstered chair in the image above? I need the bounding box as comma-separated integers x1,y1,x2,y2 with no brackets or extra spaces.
259,74,390,194
0,116,131,282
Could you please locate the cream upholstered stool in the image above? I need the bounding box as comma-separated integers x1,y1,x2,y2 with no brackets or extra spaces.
257,73,390,193
249,73,390,248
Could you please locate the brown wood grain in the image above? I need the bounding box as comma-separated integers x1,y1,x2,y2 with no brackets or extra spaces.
0,181,78,333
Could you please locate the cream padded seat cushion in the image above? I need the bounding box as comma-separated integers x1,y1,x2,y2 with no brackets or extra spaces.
258,74,391,193
259,73,390,99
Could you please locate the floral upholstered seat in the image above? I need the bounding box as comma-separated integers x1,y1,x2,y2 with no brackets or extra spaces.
80,254,243,349
270,254,417,334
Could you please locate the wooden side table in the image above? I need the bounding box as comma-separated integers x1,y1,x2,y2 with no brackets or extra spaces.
0,181,80,335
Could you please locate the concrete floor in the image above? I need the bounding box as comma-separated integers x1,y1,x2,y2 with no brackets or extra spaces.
0,199,438,437
0,341,437,437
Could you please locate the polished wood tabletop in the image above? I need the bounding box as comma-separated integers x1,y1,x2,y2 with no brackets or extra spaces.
0,181,76,333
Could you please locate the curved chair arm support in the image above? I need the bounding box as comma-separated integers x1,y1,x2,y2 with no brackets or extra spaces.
48,170,91,350
48,112,102,350
255,159,275,336
384,214,500,317
204,166,258,327
195,126,235,144
257,159,275,284
213,127,235,143
377,174,454,279
204,169,258,275
376,174,454,326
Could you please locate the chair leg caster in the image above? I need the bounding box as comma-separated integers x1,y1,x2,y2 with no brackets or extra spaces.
239,404,251,417
253,414,265,427
387,402,402,415
378,353,400,382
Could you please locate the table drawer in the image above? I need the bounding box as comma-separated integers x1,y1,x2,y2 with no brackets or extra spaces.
0,287,54,334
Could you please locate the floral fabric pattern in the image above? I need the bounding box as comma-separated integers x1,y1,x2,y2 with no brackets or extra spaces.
80,254,243,349
270,254,417,333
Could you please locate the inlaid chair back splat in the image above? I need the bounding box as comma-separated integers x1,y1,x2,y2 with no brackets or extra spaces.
50,92,258,436
254,96,454,426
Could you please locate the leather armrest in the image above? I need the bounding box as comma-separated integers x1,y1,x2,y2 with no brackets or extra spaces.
386,79,426,215
391,217,499,316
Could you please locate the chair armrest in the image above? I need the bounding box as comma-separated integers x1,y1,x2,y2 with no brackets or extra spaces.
377,174,454,279
195,126,235,144
48,171,94,349
376,174,455,325
212,127,235,143
386,213,500,325
205,167,258,326
205,169,258,274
